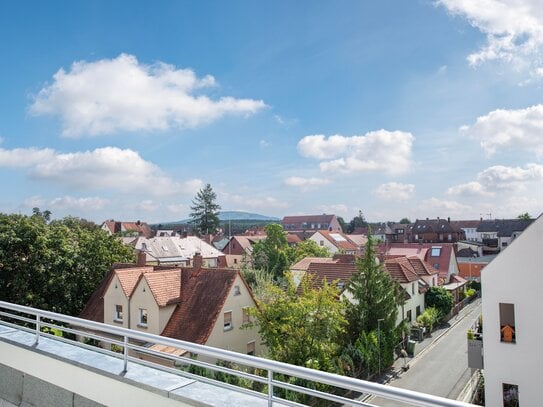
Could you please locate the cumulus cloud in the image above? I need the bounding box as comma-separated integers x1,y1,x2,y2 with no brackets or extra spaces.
438,0,543,73
24,195,109,211
284,176,330,191
30,54,266,137
447,163,543,197
374,182,415,201
318,204,349,217
297,130,414,175
0,146,203,197
223,192,288,211
419,197,471,216
461,104,543,156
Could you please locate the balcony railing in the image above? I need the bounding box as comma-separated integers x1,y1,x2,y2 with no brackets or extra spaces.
0,300,475,407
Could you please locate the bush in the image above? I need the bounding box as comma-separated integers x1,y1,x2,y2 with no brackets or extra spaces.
426,287,453,320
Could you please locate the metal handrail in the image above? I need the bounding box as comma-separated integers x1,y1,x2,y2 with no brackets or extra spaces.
0,300,475,407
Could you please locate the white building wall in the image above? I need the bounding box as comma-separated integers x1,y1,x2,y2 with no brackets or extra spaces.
482,215,543,407
309,232,338,254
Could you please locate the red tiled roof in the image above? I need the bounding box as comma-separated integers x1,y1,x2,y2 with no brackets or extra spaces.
383,257,420,284
144,269,181,307
116,267,153,297
316,230,359,251
160,268,240,344
304,262,358,289
282,214,336,224
290,256,337,271
286,233,302,244
406,256,439,276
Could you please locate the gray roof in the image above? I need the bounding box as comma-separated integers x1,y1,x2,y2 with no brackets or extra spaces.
476,219,534,237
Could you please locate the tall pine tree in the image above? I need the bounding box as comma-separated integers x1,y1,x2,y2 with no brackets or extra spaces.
189,184,221,236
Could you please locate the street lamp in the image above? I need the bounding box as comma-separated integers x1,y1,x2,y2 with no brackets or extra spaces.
377,318,384,376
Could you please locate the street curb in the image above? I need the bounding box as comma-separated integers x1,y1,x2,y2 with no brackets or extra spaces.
406,298,481,369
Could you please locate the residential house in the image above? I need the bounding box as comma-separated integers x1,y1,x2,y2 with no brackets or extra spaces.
346,234,368,253
449,220,482,242
101,220,153,238
290,256,339,287
383,256,437,326
479,215,543,406
476,218,534,253
380,243,460,285
281,214,342,234
131,235,226,268
309,230,359,255
411,218,466,243
80,254,262,362
221,235,267,268
385,223,414,243
456,255,496,281
298,254,437,328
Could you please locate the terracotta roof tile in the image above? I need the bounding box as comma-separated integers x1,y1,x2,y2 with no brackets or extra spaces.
383,257,419,283
316,230,359,251
144,269,181,306
160,268,240,344
304,262,358,289
115,267,153,297
290,256,337,271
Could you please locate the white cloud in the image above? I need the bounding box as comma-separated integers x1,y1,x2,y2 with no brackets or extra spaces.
222,192,288,211
447,164,543,198
0,146,203,197
23,195,109,211
438,0,543,73
374,182,415,201
297,130,414,175
446,181,491,197
461,104,543,156
419,197,471,217
259,140,270,148
30,54,266,137
318,204,349,218
284,176,330,191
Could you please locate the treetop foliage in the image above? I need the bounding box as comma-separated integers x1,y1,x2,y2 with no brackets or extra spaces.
0,211,135,316
190,183,221,235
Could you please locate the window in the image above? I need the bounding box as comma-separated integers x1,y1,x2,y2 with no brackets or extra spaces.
502,383,519,407
139,308,148,327
115,304,123,322
406,310,412,322
499,303,515,343
433,263,439,270
247,341,256,356
233,258,238,264
502,242,508,247
234,285,241,296
224,311,233,331
416,305,421,317
242,307,250,324
448,234,452,241
320,240,324,246
411,283,415,295
431,246,441,257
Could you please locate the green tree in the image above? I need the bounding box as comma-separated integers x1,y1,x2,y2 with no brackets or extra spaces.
252,223,290,279
345,233,403,373
0,213,134,316
347,210,368,233
416,307,438,333
425,286,454,320
337,216,348,233
517,212,532,220
247,273,347,373
189,183,221,235
399,217,411,224
290,239,331,263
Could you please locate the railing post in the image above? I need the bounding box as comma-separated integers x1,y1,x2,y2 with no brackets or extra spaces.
123,335,128,373
34,313,40,346
267,369,273,406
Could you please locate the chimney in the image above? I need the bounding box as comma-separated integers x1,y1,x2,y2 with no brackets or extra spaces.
193,252,203,271
136,250,147,267
447,217,450,223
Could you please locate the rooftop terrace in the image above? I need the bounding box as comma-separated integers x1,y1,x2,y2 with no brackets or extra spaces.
0,301,474,407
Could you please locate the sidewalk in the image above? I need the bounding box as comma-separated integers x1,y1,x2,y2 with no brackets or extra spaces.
376,297,482,385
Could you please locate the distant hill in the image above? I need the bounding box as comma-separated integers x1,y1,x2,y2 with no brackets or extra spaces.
217,211,280,221
156,211,280,227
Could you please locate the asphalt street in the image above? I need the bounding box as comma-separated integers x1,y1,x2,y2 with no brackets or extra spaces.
368,299,482,406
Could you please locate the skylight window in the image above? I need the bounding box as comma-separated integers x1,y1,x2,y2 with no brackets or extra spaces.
330,233,346,242
431,246,441,257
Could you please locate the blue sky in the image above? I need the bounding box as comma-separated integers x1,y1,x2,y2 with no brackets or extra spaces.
1,0,543,223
